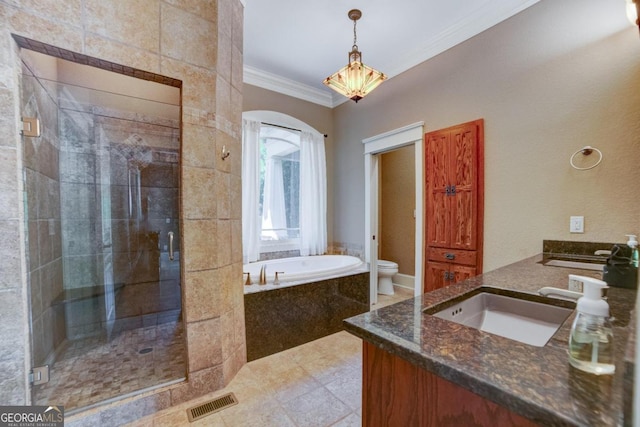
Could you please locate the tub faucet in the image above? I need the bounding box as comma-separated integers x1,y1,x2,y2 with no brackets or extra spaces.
274,271,284,286
259,265,267,285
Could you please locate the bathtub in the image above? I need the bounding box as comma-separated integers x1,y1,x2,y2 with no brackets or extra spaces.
243,254,370,360
243,254,365,287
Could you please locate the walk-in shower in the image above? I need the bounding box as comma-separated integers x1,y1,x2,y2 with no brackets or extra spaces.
20,48,184,412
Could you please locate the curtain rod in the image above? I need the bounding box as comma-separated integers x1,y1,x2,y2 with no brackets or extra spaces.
261,121,328,138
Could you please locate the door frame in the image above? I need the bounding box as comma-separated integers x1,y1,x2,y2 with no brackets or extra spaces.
363,122,424,305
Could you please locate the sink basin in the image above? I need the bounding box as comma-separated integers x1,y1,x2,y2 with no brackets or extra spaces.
543,259,604,271
425,288,574,347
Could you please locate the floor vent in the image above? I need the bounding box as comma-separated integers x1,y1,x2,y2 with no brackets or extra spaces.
187,392,238,422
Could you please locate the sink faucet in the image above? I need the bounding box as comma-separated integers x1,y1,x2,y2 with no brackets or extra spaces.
538,286,583,300
259,265,267,285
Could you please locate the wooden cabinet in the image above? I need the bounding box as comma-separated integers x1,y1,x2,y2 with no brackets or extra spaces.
424,119,484,293
362,342,539,427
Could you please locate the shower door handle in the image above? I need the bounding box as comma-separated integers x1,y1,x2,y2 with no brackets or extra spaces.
168,231,174,261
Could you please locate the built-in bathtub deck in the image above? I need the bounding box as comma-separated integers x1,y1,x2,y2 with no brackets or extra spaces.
244,270,370,361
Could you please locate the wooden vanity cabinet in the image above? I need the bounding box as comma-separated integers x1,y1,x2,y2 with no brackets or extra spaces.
424,119,484,293
362,342,538,427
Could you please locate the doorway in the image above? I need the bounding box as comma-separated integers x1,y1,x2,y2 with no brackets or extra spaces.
363,122,424,305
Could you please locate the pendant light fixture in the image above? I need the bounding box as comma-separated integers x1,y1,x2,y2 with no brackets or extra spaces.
323,9,386,103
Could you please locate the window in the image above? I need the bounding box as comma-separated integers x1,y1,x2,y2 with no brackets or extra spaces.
242,111,327,262
259,124,300,242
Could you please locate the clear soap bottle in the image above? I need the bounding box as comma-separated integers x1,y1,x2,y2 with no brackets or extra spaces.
568,276,614,375
626,234,639,268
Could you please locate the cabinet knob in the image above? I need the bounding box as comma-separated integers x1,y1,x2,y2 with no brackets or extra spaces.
445,253,455,260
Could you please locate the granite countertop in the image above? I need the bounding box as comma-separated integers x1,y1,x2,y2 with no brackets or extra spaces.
343,254,637,427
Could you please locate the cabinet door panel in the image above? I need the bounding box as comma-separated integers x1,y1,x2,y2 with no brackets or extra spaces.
450,124,478,250
451,265,476,284
426,132,449,190
451,125,477,189
451,190,477,250
427,192,449,247
425,261,450,293
426,131,450,247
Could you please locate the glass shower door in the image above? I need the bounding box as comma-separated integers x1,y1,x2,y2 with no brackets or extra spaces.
21,48,184,413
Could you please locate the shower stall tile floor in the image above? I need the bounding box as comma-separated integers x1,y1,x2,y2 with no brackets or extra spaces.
33,321,185,412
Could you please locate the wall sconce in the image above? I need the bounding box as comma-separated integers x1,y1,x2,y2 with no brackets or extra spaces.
323,9,387,103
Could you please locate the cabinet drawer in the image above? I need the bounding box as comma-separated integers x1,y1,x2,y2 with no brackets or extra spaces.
427,248,476,266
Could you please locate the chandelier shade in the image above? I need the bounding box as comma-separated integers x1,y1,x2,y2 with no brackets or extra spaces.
323,9,386,103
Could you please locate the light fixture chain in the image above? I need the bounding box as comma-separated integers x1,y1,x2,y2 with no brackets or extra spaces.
353,18,358,48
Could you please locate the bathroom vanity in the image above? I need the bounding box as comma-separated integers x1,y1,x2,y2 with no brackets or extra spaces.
344,255,636,426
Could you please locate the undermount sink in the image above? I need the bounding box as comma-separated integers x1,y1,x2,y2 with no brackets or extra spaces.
425,288,575,347
543,259,604,271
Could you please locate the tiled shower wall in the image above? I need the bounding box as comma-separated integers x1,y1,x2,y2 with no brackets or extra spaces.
0,0,245,423
21,66,66,368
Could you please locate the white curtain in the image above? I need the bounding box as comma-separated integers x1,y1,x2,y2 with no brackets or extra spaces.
299,130,327,256
242,119,261,263
261,154,287,240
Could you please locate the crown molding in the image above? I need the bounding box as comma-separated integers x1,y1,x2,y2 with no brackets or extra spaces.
243,65,335,108
385,0,541,77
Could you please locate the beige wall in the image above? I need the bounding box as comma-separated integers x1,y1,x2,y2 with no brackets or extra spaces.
243,84,335,245
332,0,640,272
0,0,245,422
380,146,416,275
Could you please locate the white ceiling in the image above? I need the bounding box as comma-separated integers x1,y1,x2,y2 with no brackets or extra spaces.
243,0,541,107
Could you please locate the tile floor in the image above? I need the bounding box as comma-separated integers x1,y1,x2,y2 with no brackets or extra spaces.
34,321,186,412
128,286,414,427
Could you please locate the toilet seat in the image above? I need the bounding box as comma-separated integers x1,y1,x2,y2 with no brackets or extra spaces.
378,260,398,270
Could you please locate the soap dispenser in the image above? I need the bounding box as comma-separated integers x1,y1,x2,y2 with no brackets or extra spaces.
568,276,614,375
626,234,639,268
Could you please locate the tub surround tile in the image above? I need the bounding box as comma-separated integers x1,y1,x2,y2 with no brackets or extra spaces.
344,255,636,426
245,272,370,361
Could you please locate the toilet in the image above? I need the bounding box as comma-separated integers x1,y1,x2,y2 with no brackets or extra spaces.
377,260,399,295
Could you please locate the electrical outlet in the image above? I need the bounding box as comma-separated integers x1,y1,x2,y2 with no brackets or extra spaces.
570,216,584,233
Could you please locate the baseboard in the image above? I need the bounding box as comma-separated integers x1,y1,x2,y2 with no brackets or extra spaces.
393,273,415,290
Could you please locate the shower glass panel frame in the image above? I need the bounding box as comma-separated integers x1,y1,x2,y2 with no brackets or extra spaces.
20,49,185,413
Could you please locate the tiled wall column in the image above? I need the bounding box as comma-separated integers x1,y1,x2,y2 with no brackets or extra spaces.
0,25,30,405
0,0,245,422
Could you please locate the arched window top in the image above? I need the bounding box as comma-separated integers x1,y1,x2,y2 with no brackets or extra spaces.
242,110,322,137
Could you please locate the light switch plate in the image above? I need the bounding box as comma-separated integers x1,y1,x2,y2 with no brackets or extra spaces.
570,216,584,233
